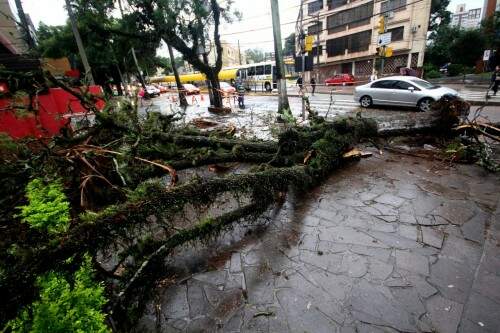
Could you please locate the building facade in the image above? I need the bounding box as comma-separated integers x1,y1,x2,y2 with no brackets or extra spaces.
303,0,432,83
208,40,246,68
0,0,35,55
451,4,482,29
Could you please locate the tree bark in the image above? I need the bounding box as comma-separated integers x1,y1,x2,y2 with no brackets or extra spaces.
167,43,188,107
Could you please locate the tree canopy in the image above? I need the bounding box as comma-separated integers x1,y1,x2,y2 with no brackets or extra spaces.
244,48,265,64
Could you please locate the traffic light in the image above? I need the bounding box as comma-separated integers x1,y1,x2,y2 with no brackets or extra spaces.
378,16,385,34
305,36,314,52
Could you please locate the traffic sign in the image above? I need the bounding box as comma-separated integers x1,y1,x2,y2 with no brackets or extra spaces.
483,50,491,61
378,32,392,46
385,47,393,57
305,35,314,52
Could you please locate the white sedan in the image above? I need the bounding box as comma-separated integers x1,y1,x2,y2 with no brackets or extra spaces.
354,76,458,112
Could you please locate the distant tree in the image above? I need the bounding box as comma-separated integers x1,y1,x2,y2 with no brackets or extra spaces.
245,48,265,63
429,0,451,34
482,12,500,49
283,33,295,57
450,29,486,67
426,26,485,69
426,25,459,67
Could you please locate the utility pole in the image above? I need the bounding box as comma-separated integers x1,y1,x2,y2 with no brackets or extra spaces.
316,13,320,80
238,40,242,65
14,0,35,50
167,43,188,107
270,0,290,114
131,47,149,97
65,0,95,85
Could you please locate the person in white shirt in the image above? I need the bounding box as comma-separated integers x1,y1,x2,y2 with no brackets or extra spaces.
370,71,378,82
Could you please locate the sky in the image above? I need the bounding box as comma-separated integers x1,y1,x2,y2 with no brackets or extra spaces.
20,0,484,55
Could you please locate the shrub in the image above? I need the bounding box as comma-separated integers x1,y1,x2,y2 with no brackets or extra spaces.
447,64,464,77
6,255,110,333
425,70,442,79
17,178,70,234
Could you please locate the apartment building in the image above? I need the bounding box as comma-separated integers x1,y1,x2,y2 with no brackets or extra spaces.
451,4,482,29
0,0,35,55
303,0,432,82
208,40,246,67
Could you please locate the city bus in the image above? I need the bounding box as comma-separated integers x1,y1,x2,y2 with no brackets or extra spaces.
150,60,292,92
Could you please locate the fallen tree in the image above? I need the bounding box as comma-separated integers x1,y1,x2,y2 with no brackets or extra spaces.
1,72,496,331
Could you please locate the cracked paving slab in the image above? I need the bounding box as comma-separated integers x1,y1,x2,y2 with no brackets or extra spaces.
133,152,500,333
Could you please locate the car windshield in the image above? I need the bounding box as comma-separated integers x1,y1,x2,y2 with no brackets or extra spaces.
409,79,438,90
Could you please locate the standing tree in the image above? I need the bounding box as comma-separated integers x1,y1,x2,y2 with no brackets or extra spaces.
122,0,241,109
429,0,451,34
245,48,265,63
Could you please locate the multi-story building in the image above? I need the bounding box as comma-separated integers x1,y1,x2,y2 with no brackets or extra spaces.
0,0,35,55
208,40,246,67
302,0,432,82
451,4,482,29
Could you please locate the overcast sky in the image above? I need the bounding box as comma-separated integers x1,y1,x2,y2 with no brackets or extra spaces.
21,0,482,55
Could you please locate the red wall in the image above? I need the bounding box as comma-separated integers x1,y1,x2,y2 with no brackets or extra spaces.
0,86,104,139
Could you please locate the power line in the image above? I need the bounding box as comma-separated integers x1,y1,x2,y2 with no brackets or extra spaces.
221,0,427,36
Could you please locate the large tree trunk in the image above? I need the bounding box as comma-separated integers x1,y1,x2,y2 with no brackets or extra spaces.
206,70,223,108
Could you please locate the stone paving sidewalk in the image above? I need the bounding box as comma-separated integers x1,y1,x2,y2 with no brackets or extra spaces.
134,151,500,333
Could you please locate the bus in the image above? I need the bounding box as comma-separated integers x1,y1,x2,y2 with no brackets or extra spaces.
228,61,276,92
150,60,291,92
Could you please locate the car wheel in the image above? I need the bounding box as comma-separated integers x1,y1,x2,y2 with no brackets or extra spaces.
265,82,271,92
417,98,434,112
360,95,372,108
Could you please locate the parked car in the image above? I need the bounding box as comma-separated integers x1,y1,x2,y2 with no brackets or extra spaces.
156,84,169,94
182,84,200,95
219,82,236,96
145,85,161,97
325,74,356,86
354,76,458,112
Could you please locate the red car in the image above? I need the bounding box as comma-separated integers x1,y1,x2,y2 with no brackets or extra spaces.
325,74,356,86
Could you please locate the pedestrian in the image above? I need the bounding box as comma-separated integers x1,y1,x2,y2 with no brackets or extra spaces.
236,79,246,109
370,70,378,82
310,77,316,96
491,66,500,96
296,76,303,92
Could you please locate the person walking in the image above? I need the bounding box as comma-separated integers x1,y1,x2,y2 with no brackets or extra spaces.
310,77,316,96
296,76,303,93
491,66,500,96
236,79,246,109
370,70,378,82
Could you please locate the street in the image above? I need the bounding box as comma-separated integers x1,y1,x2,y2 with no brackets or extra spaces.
142,91,500,140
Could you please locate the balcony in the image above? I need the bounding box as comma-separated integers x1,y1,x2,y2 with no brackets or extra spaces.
308,0,324,15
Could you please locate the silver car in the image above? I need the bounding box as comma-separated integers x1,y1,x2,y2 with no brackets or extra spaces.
354,76,458,112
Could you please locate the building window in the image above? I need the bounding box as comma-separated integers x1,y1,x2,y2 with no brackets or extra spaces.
348,30,372,52
381,0,406,13
326,29,371,56
308,0,323,14
329,0,348,10
387,26,404,41
311,45,323,57
308,22,323,36
327,1,373,34
326,37,347,56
